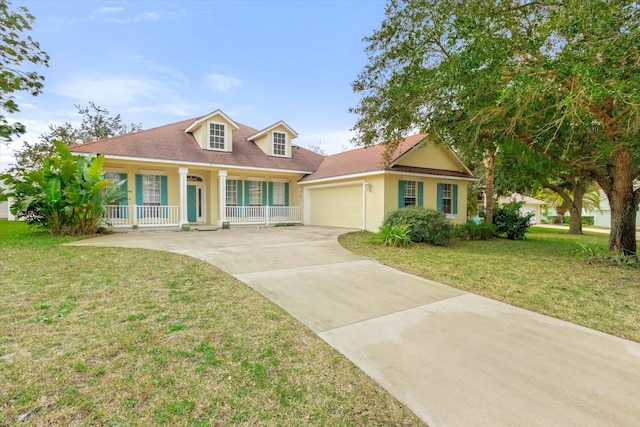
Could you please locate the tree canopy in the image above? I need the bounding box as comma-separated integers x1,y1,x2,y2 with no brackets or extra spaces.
0,0,49,142
351,0,640,255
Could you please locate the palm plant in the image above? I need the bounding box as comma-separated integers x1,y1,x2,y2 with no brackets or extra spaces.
536,185,602,225
2,140,125,234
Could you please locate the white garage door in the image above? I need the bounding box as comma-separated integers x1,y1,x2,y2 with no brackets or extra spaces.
308,184,363,229
521,206,537,224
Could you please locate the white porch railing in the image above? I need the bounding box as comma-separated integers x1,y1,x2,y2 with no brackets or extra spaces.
104,205,180,227
103,205,303,228
225,206,303,225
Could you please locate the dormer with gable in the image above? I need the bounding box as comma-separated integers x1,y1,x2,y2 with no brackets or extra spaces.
247,121,298,158
185,109,239,152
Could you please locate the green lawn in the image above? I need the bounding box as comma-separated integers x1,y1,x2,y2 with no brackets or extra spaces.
0,220,424,426
340,227,640,343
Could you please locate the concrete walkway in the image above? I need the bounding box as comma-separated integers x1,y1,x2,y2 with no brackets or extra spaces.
70,226,640,426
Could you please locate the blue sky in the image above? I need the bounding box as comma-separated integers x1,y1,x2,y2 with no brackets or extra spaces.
1,0,387,171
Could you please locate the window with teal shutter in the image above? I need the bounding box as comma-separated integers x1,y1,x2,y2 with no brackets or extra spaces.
437,183,457,214
399,180,423,207
268,182,274,206
135,174,166,217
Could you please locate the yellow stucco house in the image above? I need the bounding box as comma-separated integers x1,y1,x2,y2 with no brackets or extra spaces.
70,109,476,231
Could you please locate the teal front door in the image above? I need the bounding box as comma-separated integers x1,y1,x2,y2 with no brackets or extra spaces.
187,185,197,222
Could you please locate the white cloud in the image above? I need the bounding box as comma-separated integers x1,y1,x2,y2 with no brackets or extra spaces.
54,75,169,107
96,7,124,14
102,9,186,24
203,74,242,93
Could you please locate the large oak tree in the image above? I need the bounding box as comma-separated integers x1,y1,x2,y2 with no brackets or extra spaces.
351,0,639,255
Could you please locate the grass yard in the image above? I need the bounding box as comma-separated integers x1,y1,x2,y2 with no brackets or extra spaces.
0,220,424,426
340,227,640,343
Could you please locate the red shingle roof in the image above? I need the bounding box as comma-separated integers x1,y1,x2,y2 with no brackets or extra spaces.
70,117,324,173
300,134,475,182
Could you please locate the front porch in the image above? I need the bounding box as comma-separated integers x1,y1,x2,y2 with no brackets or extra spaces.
103,204,303,228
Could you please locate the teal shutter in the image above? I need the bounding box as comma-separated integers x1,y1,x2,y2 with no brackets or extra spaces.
418,182,424,207
437,183,443,212
453,184,458,215
244,181,250,206
120,173,128,219
160,176,168,205
120,173,128,205
161,175,168,218
262,181,267,206
284,183,289,206
398,180,405,208
268,182,274,205
135,174,143,205
236,180,243,206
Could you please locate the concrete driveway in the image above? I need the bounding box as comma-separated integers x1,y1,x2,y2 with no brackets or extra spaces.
71,226,640,426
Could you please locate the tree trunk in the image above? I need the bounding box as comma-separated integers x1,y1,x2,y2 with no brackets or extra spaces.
483,149,496,224
567,179,586,235
555,207,566,224
568,205,582,234
602,148,637,256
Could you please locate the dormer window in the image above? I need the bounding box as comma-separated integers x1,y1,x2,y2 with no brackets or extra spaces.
273,132,286,156
209,123,226,150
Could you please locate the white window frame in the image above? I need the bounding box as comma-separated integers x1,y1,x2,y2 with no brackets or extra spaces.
441,183,453,214
209,122,226,150
404,180,416,207
273,131,286,157
142,175,161,206
226,180,237,206
249,181,262,206
272,181,285,206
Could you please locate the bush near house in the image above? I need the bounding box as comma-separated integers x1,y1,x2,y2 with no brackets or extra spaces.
452,221,497,241
493,201,534,240
547,215,595,226
373,223,412,247
383,207,452,246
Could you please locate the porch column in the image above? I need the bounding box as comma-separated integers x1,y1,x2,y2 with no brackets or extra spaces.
219,170,227,226
179,167,188,226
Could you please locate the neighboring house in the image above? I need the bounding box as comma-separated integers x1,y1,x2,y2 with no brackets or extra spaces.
0,181,12,220
593,191,640,228
0,199,7,220
497,194,546,225
70,109,476,231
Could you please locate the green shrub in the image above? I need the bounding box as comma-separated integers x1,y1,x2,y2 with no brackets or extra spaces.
372,223,412,247
574,242,639,269
582,216,595,225
452,221,497,241
1,140,125,235
493,201,534,240
383,206,452,246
